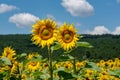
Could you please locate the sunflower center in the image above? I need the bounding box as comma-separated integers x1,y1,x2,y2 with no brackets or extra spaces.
5,51,11,57
31,62,37,66
64,34,71,40
39,26,53,40
42,29,49,36
62,30,74,43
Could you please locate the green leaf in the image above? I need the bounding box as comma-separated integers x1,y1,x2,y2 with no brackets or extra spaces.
57,54,74,61
77,42,93,48
114,69,120,74
64,49,73,54
58,71,74,80
108,69,120,78
54,67,65,73
17,53,27,62
20,53,27,57
30,57,43,62
68,55,74,60
85,61,101,72
10,77,17,80
23,59,30,67
79,35,83,39
0,59,3,65
51,43,61,51
33,71,42,77
0,58,12,65
40,74,50,79
0,72,5,79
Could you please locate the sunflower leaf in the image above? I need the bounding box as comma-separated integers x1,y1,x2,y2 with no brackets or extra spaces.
51,43,61,51
79,35,83,38
57,54,74,61
0,57,12,65
58,71,74,80
108,69,120,78
85,61,101,72
16,53,27,62
20,53,27,57
77,42,93,48
54,67,65,73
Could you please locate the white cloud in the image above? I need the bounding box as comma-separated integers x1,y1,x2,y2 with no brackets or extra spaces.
112,26,120,35
46,14,56,20
46,14,63,26
117,0,120,3
0,3,17,13
75,22,81,27
57,21,63,26
84,26,120,35
46,14,82,27
61,0,94,17
9,13,39,28
88,26,110,35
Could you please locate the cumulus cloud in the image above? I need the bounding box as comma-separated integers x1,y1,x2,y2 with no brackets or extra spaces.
61,0,94,17
88,26,110,35
84,26,120,35
0,3,17,13
46,14,63,26
57,21,63,26
117,0,120,3
46,14,56,20
112,27,120,35
46,14,82,28
75,22,81,27
9,13,39,28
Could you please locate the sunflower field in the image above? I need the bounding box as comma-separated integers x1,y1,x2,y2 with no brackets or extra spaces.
0,19,120,80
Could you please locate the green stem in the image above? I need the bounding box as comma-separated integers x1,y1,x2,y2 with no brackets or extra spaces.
73,53,77,80
73,57,76,74
48,47,53,80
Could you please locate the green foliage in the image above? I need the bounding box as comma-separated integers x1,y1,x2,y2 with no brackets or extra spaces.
58,71,74,80
77,42,93,48
0,57,12,65
57,54,74,62
108,69,120,78
0,34,120,61
85,61,101,72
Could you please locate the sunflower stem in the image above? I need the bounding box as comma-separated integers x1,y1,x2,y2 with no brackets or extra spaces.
48,47,53,80
73,52,77,80
73,57,76,74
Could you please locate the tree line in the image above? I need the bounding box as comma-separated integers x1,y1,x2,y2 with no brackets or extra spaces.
0,34,120,61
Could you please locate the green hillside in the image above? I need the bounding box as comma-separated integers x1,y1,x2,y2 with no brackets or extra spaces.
0,34,120,61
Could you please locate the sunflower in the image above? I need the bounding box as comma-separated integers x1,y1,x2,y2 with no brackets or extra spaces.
1,47,16,62
31,19,57,48
0,66,10,73
98,75,110,80
64,61,73,69
27,52,40,60
10,61,19,76
58,23,79,51
26,61,40,72
21,74,27,80
85,69,94,77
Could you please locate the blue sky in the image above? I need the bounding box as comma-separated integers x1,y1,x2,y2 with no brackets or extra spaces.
0,0,120,34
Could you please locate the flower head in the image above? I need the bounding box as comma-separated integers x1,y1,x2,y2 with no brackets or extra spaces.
1,47,16,62
58,23,79,51
31,19,57,48
26,61,40,72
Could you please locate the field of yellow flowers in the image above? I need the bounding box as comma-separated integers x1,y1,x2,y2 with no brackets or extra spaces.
0,48,120,80
0,19,120,80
